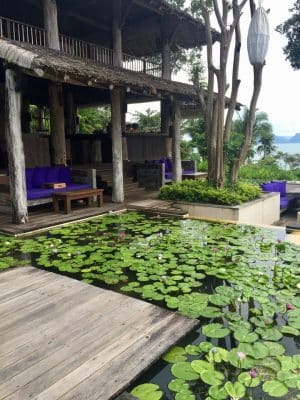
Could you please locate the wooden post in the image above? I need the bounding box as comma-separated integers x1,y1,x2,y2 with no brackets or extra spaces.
111,87,124,203
42,0,66,164
21,98,31,134
65,91,76,135
42,0,60,50
0,84,5,140
49,83,67,165
171,101,182,183
5,69,28,224
161,37,172,139
112,0,122,67
37,106,45,132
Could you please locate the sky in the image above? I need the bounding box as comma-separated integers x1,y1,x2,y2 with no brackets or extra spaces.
128,1,300,137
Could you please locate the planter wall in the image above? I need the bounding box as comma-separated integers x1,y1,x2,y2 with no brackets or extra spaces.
174,193,280,225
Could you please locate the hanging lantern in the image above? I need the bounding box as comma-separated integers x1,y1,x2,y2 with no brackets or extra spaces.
247,4,270,66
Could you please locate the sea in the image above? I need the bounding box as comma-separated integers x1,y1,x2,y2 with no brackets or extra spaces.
275,142,300,155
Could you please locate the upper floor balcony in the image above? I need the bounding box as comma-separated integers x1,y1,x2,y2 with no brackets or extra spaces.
0,16,162,79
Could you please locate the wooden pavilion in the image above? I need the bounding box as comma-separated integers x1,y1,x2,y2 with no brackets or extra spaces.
0,0,212,224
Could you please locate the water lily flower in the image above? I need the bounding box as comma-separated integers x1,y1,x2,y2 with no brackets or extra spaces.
158,254,163,260
52,249,58,254
67,253,72,257
212,247,219,253
237,351,246,360
49,243,54,248
286,303,294,311
5,241,10,245
161,275,167,281
249,369,258,379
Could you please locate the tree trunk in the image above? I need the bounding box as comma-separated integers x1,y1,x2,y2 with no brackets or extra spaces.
161,39,172,142
111,87,124,203
5,69,28,224
42,0,60,50
49,83,67,165
0,84,5,139
112,0,122,67
230,64,263,184
171,101,182,183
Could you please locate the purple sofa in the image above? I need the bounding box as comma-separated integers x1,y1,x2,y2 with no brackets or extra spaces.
260,180,294,210
26,166,93,203
146,158,196,181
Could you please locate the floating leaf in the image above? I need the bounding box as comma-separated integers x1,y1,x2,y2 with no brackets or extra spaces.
234,328,258,343
171,362,199,381
224,382,246,399
208,347,229,363
191,360,214,374
163,347,187,363
262,380,289,397
199,342,214,353
238,372,260,388
131,383,163,400
255,327,283,341
202,323,230,339
280,325,299,336
208,385,228,400
200,370,225,386
185,345,201,356
277,370,300,388
263,342,285,357
175,392,196,400
168,379,189,393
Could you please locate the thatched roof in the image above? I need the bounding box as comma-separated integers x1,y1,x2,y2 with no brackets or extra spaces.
0,39,201,102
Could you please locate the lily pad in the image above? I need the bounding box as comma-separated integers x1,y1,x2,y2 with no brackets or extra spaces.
224,382,246,399
263,342,285,357
202,323,230,339
163,347,187,363
200,370,225,386
131,383,163,400
234,328,258,343
238,372,260,388
262,380,289,397
255,327,283,341
168,379,190,393
208,385,228,400
171,362,199,381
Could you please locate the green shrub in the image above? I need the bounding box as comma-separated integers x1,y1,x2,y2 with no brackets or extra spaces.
158,180,261,206
239,159,300,183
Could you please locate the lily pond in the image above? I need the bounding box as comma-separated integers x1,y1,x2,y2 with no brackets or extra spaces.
1,211,300,399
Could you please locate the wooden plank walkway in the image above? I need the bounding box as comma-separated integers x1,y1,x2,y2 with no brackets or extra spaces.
0,267,198,400
127,199,188,217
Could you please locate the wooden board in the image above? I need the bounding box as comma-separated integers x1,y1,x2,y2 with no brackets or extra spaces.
0,267,198,400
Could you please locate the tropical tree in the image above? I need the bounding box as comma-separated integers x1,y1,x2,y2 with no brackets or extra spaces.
78,106,111,134
276,1,300,70
132,109,161,131
256,132,276,159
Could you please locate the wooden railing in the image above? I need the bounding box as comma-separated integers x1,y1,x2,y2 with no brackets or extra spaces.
0,16,161,78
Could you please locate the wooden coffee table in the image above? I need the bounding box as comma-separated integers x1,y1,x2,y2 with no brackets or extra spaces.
53,188,104,214
182,172,208,180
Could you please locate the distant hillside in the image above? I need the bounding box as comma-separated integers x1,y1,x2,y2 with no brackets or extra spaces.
275,133,300,144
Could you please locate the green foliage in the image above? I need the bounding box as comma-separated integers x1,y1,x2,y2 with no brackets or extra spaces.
239,158,300,184
78,106,111,134
158,180,261,206
277,0,300,70
132,108,161,131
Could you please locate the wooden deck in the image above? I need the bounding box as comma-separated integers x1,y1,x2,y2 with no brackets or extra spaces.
127,199,188,217
0,267,198,400
0,191,158,236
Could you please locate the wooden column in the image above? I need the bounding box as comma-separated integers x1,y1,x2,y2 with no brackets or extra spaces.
112,0,122,67
42,0,66,165
21,98,31,134
65,91,76,135
37,106,45,131
171,101,182,183
42,0,60,50
5,69,28,224
161,39,172,139
49,83,66,165
111,87,124,203
0,84,5,140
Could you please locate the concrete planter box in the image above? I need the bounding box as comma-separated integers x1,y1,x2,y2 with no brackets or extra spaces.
174,193,280,225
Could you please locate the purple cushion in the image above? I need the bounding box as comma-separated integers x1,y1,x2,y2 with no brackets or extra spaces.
272,181,286,196
32,167,49,188
261,183,276,192
280,198,289,209
183,170,194,174
45,166,61,183
58,167,71,185
165,158,173,172
25,168,35,190
27,188,54,200
165,172,172,180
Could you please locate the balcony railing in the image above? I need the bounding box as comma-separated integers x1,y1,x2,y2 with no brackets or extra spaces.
0,16,161,78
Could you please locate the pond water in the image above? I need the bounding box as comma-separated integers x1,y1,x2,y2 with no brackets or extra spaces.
0,211,300,400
